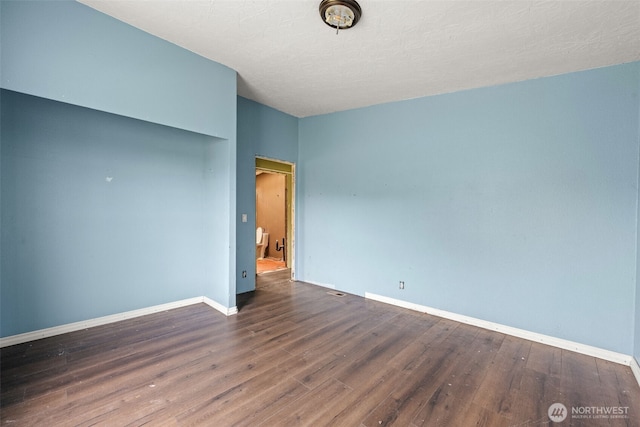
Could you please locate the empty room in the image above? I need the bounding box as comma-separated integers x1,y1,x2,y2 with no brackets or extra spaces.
1,0,640,425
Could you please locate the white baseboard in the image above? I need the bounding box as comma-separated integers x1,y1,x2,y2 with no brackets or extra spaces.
630,357,640,387
203,296,238,316
0,296,237,348
365,292,633,367
300,280,335,290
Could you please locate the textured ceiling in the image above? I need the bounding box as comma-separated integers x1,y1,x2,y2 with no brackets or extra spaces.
79,0,640,118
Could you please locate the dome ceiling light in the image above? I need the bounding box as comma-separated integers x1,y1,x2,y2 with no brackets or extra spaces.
319,0,362,34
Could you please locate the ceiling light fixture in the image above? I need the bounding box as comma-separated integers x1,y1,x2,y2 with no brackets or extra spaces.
319,0,362,34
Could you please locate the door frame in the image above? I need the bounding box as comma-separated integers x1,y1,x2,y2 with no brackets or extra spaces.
255,157,295,279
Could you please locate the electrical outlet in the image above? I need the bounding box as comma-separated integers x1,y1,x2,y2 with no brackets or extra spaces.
242,270,247,278
399,281,405,290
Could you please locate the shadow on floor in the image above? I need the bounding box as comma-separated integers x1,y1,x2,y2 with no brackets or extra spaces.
236,268,291,312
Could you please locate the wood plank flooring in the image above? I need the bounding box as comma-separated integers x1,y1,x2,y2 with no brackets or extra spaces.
2,273,639,426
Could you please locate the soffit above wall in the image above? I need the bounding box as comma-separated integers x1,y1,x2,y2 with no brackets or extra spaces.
79,0,640,118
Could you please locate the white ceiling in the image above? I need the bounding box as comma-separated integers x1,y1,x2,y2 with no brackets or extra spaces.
79,0,640,118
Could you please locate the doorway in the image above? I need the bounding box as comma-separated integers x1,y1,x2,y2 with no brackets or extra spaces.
255,158,294,277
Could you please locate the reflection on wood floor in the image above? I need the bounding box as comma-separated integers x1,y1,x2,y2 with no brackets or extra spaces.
2,274,639,425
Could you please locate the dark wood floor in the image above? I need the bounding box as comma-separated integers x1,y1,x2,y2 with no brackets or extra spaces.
2,272,639,426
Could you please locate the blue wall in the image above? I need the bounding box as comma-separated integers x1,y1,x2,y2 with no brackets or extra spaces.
0,90,226,336
0,1,238,337
236,97,298,293
1,0,235,138
635,80,640,364
1,0,638,358
298,62,640,355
